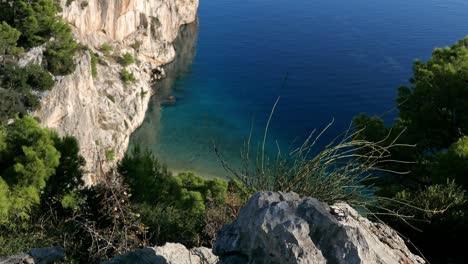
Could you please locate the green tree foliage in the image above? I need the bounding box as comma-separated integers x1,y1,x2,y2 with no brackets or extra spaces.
41,135,85,205
119,147,229,246
0,121,147,262
0,64,54,122
0,22,23,56
0,0,77,75
8,1,40,47
0,0,77,120
0,89,28,123
353,38,468,262
44,7,77,75
397,38,468,151
0,64,54,92
0,116,60,225
44,20,77,75
23,64,55,91
431,136,468,188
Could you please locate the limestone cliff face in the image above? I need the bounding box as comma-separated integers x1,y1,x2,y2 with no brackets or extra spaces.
35,0,199,184
60,0,198,65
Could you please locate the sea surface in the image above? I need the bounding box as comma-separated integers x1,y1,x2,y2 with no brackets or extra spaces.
129,0,468,178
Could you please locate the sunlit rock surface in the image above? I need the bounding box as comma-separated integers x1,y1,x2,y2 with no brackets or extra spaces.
103,243,217,264
214,192,425,264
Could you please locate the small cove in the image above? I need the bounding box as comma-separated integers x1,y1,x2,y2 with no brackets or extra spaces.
129,0,468,179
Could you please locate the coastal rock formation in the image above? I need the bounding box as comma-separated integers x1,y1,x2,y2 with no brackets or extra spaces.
59,0,198,65
214,192,425,264
0,247,64,264
35,50,152,183
34,0,199,183
104,243,217,264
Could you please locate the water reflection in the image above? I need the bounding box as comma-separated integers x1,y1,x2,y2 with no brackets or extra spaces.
129,20,199,157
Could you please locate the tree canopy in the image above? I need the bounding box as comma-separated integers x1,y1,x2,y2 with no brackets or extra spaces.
353,37,468,261
0,64,55,123
0,22,23,56
0,0,77,75
397,38,468,151
0,116,60,225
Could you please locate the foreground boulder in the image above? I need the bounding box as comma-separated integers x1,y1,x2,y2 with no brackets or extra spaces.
0,247,64,264
104,243,217,264
214,192,425,264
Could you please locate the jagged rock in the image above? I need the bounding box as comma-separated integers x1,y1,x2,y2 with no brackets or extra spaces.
214,192,425,264
0,247,64,264
59,0,199,66
151,67,167,81
103,243,217,264
18,46,45,67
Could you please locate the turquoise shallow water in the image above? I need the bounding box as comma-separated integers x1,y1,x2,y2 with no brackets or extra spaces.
130,0,468,178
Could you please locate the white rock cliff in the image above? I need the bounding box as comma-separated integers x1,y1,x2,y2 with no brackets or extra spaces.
34,0,199,183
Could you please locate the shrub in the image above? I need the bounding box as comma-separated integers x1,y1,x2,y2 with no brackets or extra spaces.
89,50,98,78
67,172,148,261
120,68,136,84
0,89,28,123
0,228,50,256
44,20,77,75
105,148,115,161
100,43,112,56
119,52,135,67
0,63,55,122
24,64,55,91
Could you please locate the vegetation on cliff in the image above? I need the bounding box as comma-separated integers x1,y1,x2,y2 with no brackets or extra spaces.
0,0,77,122
0,0,77,75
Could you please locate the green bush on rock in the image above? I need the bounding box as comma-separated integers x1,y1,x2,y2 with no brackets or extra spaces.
119,52,135,67
120,68,136,84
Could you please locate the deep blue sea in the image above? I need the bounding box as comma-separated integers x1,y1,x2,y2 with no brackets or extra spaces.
130,0,468,178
